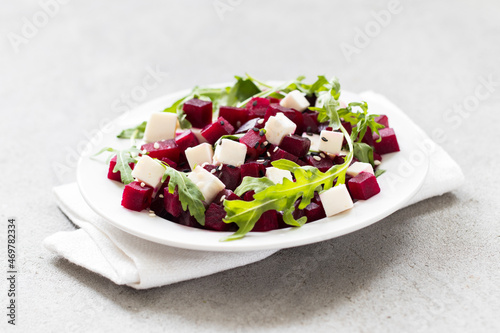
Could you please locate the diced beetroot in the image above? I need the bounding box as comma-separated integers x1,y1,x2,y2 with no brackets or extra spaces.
305,94,317,106
159,157,178,169
332,154,346,165
108,155,135,183
235,118,265,134
176,211,200,228
375,115,389,128
182,98,213,128
296,159,308,167
373,152,382,163
239,128,267,159
304,154,334,172
252,210,279,231
293,200,326,223
214,189,241,204
302,110,320,134
121,181,153,211
219,106,249,128
269,145,299,163
279,134,311,158
360,127,374,147
216,165,241,191
242,190,255,201
264,104,304,134
341,121,353,135
347,172,381,200
246,97,270,119
141,139,180,162
203,164,217,173
204,203,234,231
163,187,182,217
240,162,265,178
200,117,235,145
373,128,400,154
267,96,282,104
175,130,199,151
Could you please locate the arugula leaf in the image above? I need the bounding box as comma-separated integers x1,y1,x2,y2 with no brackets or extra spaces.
353,142,375,166
116,121,147,139
226,76,261,106
161,166,206,225
375,168,386,177
94,146,141,184
234,176,275,196
307,75,330,96
312,78,342,129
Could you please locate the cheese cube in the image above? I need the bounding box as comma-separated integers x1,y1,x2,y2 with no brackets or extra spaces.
143,112,178,143
302,133,320,152
347,162,374,177
264,113,297,145
319,184,354,217
131,155,166,190
265,167,293,184
279,90,310,112
187,166,225,203
318,130,344,155
213,139,247,166
185,143,213,170
190,127,208,144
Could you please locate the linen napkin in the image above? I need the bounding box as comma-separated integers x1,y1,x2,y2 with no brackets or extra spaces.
44,92,465,289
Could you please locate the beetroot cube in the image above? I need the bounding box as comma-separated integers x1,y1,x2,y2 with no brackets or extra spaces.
121,181,154,211
375,115,389,128
200,117,234,144
182,98,213,128
141,139,180,162
265,104,304,134
373,152,382,163
305,94,317,106
302,111,320,134
305,154,334,172
108,155,135,183
240,162,265,178
204,203,233,231
219,106,249,128
163,187,182,217
293,201,326,223
360,127,374,146
175,130,199,151
176,210,200,228
341,121,353,135
267,96,282,104
269,146,299,163
373,128,400,154
246,97,270,118
252,210,279,231
347,172,381,200
235,118,265,134
242,190,255,201
214,189,241,204
159,157,177,169
217,165,241,191
279,134,311,158
239,128,267,159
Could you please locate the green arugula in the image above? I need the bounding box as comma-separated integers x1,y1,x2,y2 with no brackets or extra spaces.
94,146,141,184
234,176,275,197
161,165,206,225
116,121,147,139
353,142,375,166
226,76,261,106
338,102,385,143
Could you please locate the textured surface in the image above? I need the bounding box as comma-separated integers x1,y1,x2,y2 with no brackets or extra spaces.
1,0,499,332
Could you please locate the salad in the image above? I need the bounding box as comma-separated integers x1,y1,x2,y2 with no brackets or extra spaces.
98,75,400,241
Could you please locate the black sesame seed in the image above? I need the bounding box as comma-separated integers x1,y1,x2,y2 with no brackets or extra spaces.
182,169,190,173
259,130,265,137
228,165,235,169
321,137,328,142
220,120,225,125
252,101,257,107
306,126,312,133
252,127,259,132
307,132,313,136
254,142,260,149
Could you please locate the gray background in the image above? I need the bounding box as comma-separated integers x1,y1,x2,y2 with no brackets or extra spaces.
1,0,499,332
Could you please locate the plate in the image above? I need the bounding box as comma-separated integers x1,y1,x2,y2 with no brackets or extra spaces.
77,85,429,252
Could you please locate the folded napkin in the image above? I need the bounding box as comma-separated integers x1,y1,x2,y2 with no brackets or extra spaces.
44,92,465,289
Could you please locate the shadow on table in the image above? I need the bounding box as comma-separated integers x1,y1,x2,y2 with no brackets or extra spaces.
53,193,460,329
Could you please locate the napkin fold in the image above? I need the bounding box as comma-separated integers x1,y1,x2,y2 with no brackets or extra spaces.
44,92,465,289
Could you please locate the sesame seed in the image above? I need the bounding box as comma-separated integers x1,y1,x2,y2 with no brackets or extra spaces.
313,156,321,161
306,132,313,136
320,153,326,158
236,121,241,127
217,165,222,171
257,119,264,124
263,141,269,146
267,152,271,157
220,195,226,202
256,159,265,163
220,120,225,126
252,127,259,132
210,168,216,174
142,149,147,154
259,130,265,137
374,160,381,166
149,210,154,214
273,146,279,152
159,194,164,198
321,137,328,142
201,162,208,167
149,213,156,217
140,182,145,187
228,165,236,169
252,101,257,106
254,142,259,149
153,142,160,149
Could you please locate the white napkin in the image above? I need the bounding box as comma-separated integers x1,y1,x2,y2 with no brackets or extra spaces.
44,92,465,289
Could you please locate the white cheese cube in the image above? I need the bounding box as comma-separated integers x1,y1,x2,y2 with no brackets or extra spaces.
264,113,297,145
318,130,344,155
143,112,177,143
279,90,310,112
190,127,208,143
185,143,213,171
213,139,247,166
319,184,354,217
302,133,320,152
346,162,374,177
187,166,225,203
265,167,293,184
131,155,165,190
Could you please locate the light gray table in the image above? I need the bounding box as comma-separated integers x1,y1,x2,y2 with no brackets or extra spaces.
1,1,499,332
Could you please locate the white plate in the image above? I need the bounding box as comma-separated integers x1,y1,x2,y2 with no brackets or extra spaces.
77,85,429,252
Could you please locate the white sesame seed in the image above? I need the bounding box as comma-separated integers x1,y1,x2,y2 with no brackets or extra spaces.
313,155,321,161
267,152,271,157
374,160,381,166
153,142,160,149
149,210,154,214
257,119,264,124
263,141,269,146
320,153,326,158
140,182,145,187
220,195,226,202
201,162,208,167
142,150,147,154
149,213,156,217
159,194,164,198
236,121,241,127
273,146,279,152
210,169,216,174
